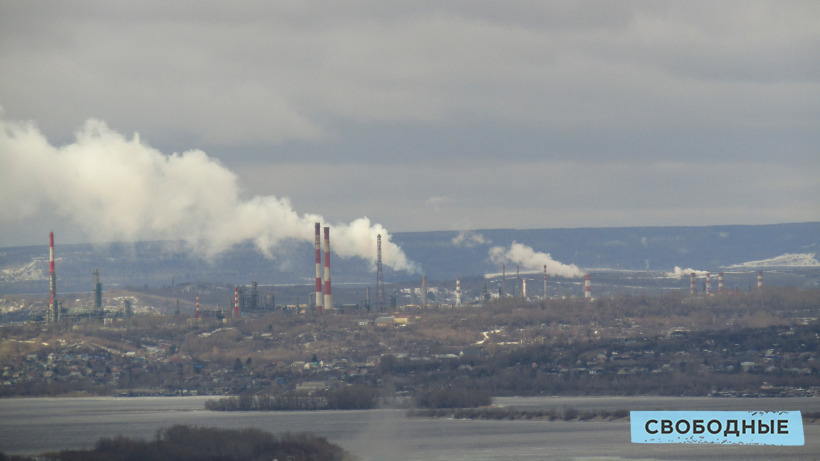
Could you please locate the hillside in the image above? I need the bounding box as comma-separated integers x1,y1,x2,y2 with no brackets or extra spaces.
1,223,818,298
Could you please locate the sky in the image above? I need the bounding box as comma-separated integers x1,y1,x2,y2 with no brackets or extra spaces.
1,1,818,266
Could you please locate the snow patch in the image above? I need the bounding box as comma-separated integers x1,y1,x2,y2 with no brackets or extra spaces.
1,258,48,282
725,253,819,268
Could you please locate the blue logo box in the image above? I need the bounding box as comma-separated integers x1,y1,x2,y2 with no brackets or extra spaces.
630,411,804,445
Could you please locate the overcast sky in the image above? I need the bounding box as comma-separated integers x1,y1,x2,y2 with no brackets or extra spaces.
1,1,818,253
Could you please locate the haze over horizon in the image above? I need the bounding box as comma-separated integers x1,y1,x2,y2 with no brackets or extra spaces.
1,2,818,256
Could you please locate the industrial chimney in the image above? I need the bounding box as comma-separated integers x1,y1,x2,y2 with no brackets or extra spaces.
196,293,200,320
323,226,332,310
315,223,323,312
718,272,725,293
543,265,548,300
757,271,763,291
515,265,521,298
94,269,103,319
234,287,240,319
690,272,696,296
49,231,59,322
455,278,462,307
501,264,506,298
422,275,428,307
376,234,385,307
705,272,711,295
584,274,591,300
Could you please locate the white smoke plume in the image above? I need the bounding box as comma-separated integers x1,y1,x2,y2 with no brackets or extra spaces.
488,242,584,278
451,230,489,248
0,114,417,272
666,266,710,278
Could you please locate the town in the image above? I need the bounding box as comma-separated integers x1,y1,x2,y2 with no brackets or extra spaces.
2,286,817,401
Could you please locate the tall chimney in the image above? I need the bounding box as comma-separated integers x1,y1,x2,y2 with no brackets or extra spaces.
376,234,385,307
690,272,696,296
196,293,200,320
584,274,591,300
718,272,724,293
757,271,763,291
323,226,332,310
705,272,711,295
543,265,548,300
522,278,527,299
49,231,58,322
455,278,461,307
422,275,427,307
501,264,506,298
516,265,521,298
315,223,323,312
94,268,103,319
234,287,240,319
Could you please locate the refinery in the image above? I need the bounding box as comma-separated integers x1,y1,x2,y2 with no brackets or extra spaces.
24,224,807,324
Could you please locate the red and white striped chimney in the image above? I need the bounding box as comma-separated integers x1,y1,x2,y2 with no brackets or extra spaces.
196,293,200,320
705,272,711,295
49,231,58,322
315,223,323,312
323,226,332,310
234,287,240,319
757,271,763,291
584,274,591,300
718,272,724,293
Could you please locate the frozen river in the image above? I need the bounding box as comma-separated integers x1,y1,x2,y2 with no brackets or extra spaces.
0,396,817,460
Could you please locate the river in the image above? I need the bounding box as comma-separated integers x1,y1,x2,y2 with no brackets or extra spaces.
0,396,817,460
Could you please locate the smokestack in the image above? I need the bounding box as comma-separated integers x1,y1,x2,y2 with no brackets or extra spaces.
501,264,506,298
323,226,332,310
757,271,763,291
315,223,323,312
455,278,461,307
376,234,385,307
94,268,102,319
584,274,591,300
690,272,696,296
522,278,527,299
234,287,240,319
718,272,724,293
543,265,548,300
705,272,711,295
49,231,58,322
196,293,200,320
422,275,427,307
516,264,521,298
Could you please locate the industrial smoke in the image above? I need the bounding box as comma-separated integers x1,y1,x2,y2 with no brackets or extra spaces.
667,266,710,278
489,242,583,278
0,115,416,272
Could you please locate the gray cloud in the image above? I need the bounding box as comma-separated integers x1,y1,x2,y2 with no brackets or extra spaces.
0,1,817,247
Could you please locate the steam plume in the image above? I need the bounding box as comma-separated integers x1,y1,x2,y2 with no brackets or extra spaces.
489,242,583,278
451,230,489,248
666,266,709,278
0,114,416,272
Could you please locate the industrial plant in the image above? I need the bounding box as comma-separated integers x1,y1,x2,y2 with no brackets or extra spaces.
36,225,781,324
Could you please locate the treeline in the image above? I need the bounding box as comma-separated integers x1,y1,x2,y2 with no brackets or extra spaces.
407,406,630,421
206,385,378,411
36,425,350,461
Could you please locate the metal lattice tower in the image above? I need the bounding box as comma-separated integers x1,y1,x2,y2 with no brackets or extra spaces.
376,234,385,307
